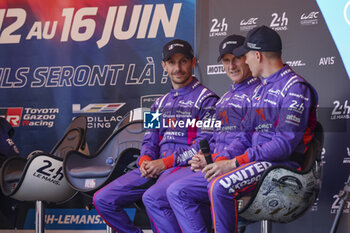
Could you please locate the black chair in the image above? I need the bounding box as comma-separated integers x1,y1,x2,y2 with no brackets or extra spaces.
237,121,324,233
63,108,147,197
63,108,148,232
0,116,89,233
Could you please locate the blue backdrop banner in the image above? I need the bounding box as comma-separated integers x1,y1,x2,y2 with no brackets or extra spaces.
0,0,195,156
0,0,195,229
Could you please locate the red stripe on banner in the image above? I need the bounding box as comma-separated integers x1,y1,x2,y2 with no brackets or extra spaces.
107,104,121,107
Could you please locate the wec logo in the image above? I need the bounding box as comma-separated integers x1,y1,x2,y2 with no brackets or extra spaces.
72,103,125,114
300,11,319,26
240,17,258,31
301,12,319,20
240,18,258,25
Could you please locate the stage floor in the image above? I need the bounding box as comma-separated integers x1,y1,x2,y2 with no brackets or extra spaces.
0,230,152,233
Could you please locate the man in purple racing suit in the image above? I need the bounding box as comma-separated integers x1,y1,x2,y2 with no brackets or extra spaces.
161,35,260,233
93,39,218,233
203,25,318,233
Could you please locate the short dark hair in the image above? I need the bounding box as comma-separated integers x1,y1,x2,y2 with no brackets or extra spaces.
261,51,282,59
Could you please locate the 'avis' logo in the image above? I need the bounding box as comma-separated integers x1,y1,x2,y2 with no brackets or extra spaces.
319,57,335,65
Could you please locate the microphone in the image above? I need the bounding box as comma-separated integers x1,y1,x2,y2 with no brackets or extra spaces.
200,140,213,164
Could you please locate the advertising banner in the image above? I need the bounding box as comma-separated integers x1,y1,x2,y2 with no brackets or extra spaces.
0,0,195,229
0,0,195,155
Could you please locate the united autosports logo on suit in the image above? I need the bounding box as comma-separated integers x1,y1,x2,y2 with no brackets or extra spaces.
0,107,23,127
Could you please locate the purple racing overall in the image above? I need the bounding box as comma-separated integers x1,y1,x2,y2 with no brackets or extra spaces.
209,65,318,233
166,76,260,233
93,77,218,233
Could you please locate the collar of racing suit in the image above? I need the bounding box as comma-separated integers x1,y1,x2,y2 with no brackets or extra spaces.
230,76,260,92
170,77,199,97
260,64,293,85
